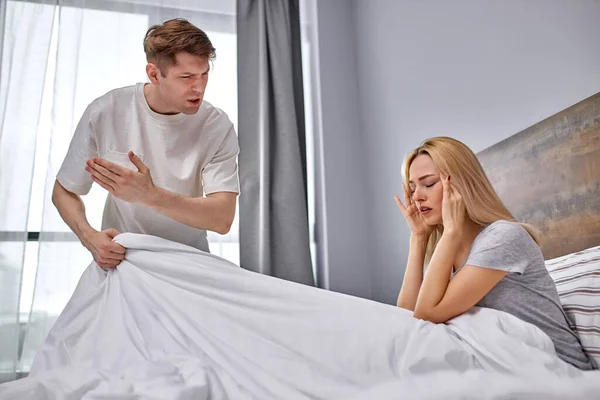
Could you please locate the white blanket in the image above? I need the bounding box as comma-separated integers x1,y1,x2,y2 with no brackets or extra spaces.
1,233,598,400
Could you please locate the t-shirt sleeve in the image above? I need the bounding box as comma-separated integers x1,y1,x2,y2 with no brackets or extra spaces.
202,123,240,195
465,221,536,275
55,104,98,195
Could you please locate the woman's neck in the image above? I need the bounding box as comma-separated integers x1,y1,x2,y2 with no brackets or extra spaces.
458,219,483,253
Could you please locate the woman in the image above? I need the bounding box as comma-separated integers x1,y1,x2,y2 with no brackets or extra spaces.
394,136,594,370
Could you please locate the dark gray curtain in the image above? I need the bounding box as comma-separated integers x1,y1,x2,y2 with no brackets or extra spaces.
236,0,314,286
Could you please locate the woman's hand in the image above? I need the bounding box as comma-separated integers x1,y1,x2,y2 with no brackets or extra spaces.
395,183,434,240
441,175,466,235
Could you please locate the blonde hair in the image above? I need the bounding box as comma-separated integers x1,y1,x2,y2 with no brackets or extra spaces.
402,136,538,263
143,18,216,76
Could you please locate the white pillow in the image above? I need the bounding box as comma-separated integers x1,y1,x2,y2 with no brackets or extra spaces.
546,245,600,369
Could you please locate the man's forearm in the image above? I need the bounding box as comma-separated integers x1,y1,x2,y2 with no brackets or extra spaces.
52,181,95,242
145,187,236,234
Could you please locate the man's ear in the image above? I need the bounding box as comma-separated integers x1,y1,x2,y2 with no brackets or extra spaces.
146,63,160,85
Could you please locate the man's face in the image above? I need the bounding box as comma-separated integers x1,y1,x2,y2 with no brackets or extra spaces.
154,52,210,115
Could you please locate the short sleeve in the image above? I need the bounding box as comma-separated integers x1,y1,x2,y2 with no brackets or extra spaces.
465,221,537,275
55,104,98,195
202,124,240,195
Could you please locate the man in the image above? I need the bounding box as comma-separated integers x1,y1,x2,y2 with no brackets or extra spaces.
52,18,239,269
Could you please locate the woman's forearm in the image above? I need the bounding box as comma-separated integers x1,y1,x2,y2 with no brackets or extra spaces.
414,231,461,318
397,235,429,310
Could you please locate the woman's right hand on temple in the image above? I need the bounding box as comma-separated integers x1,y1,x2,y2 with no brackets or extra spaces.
82,229,126,269
394,183,434,240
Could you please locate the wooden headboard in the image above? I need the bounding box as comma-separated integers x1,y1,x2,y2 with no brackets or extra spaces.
477,92,600,260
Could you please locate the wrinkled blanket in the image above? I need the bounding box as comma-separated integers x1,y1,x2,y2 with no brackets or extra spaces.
1,233,598,400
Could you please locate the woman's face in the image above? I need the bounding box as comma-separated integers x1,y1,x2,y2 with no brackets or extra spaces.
408,154,444,226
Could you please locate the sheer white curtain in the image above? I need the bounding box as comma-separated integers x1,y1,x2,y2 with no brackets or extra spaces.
0,0,238,376
0,0,56,380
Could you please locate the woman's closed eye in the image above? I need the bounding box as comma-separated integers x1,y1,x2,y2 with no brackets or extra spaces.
409,182,436,194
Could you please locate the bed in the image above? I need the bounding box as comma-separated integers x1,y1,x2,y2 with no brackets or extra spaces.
0,95,598,399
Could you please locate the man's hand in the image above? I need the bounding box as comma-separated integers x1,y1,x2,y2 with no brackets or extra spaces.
86,151,155,205
82,228,126,269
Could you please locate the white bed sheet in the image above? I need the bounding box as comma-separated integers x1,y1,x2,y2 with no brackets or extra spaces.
1,233,598,400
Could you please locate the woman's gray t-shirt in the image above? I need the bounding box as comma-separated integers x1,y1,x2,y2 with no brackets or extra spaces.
460,220,594,370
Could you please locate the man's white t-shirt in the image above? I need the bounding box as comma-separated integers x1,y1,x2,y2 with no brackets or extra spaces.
56,83,240,252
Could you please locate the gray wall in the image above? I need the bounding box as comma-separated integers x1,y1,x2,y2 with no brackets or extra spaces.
314,0,600,304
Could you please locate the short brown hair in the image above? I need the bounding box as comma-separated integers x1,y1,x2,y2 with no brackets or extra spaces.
143,18,216,76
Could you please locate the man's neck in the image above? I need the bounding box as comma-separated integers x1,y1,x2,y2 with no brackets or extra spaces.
143,83,179,115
